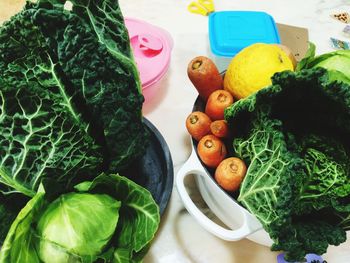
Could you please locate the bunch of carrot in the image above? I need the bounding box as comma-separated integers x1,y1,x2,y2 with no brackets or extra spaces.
185,56,247,193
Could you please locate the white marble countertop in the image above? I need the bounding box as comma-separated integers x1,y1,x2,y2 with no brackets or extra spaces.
1,1,350,262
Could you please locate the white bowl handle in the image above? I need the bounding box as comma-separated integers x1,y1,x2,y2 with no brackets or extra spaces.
176,150,260,241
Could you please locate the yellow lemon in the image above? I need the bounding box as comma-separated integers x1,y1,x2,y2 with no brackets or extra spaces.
223,43,294,99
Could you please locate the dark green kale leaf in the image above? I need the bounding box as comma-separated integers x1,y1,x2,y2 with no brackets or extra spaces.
225,68,350,261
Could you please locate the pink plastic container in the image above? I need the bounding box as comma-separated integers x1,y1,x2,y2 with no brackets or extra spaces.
125,17,173,103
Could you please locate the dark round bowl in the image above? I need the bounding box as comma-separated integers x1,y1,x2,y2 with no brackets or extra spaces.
120,118,173,215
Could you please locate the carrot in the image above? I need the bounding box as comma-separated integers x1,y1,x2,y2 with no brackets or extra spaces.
186,111,212,141
187,56,223,101
214,157,247,192
197,135,227,168
210,120,229,138
205,89,234,120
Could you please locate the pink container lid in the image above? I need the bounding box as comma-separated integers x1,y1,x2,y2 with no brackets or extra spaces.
125,17,173,96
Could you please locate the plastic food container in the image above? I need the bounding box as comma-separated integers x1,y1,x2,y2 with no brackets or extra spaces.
208,11,281,72
125,18,173,103
176,97,273,246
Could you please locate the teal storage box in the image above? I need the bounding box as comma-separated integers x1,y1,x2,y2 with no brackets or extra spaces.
209,11,280,57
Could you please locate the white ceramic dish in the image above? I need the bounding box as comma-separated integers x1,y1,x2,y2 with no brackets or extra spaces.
176,97,273,246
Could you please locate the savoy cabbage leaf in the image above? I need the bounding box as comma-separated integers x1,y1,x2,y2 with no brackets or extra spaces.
0,0,148,196
297,136,350,212
33,0,148,170
225,68,350,261
234,116,303,227
0,8,103,196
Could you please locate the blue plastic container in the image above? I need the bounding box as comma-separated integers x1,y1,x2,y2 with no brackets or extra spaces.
208,11,280,70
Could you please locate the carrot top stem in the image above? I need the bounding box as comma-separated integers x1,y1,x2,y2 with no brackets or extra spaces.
204,139,213,148
218,93,227,102
190,115,199,124
192,60,202,69
230,163,238,172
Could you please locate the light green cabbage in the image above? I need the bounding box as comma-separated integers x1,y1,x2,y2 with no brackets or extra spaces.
37,193,120,262
296,42,350,84
0,174,160,263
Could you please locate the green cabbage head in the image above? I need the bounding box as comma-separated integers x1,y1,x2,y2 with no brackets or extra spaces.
296,42,350,84
0,174,160,263
37,193,120,262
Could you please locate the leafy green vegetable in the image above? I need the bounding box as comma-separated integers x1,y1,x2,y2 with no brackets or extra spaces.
0,0,148,196
0,174,160,263
0,193,30,242
296,42,350,84
225,68,350,261
296,136,350,213
0,1,157,258
37,192,121,262
32,0,148,171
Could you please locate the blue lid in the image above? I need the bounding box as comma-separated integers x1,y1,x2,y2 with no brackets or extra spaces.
209,11,281,57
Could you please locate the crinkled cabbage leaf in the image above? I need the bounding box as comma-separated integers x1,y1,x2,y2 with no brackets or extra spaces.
0,0,148,196
225,68,350,261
